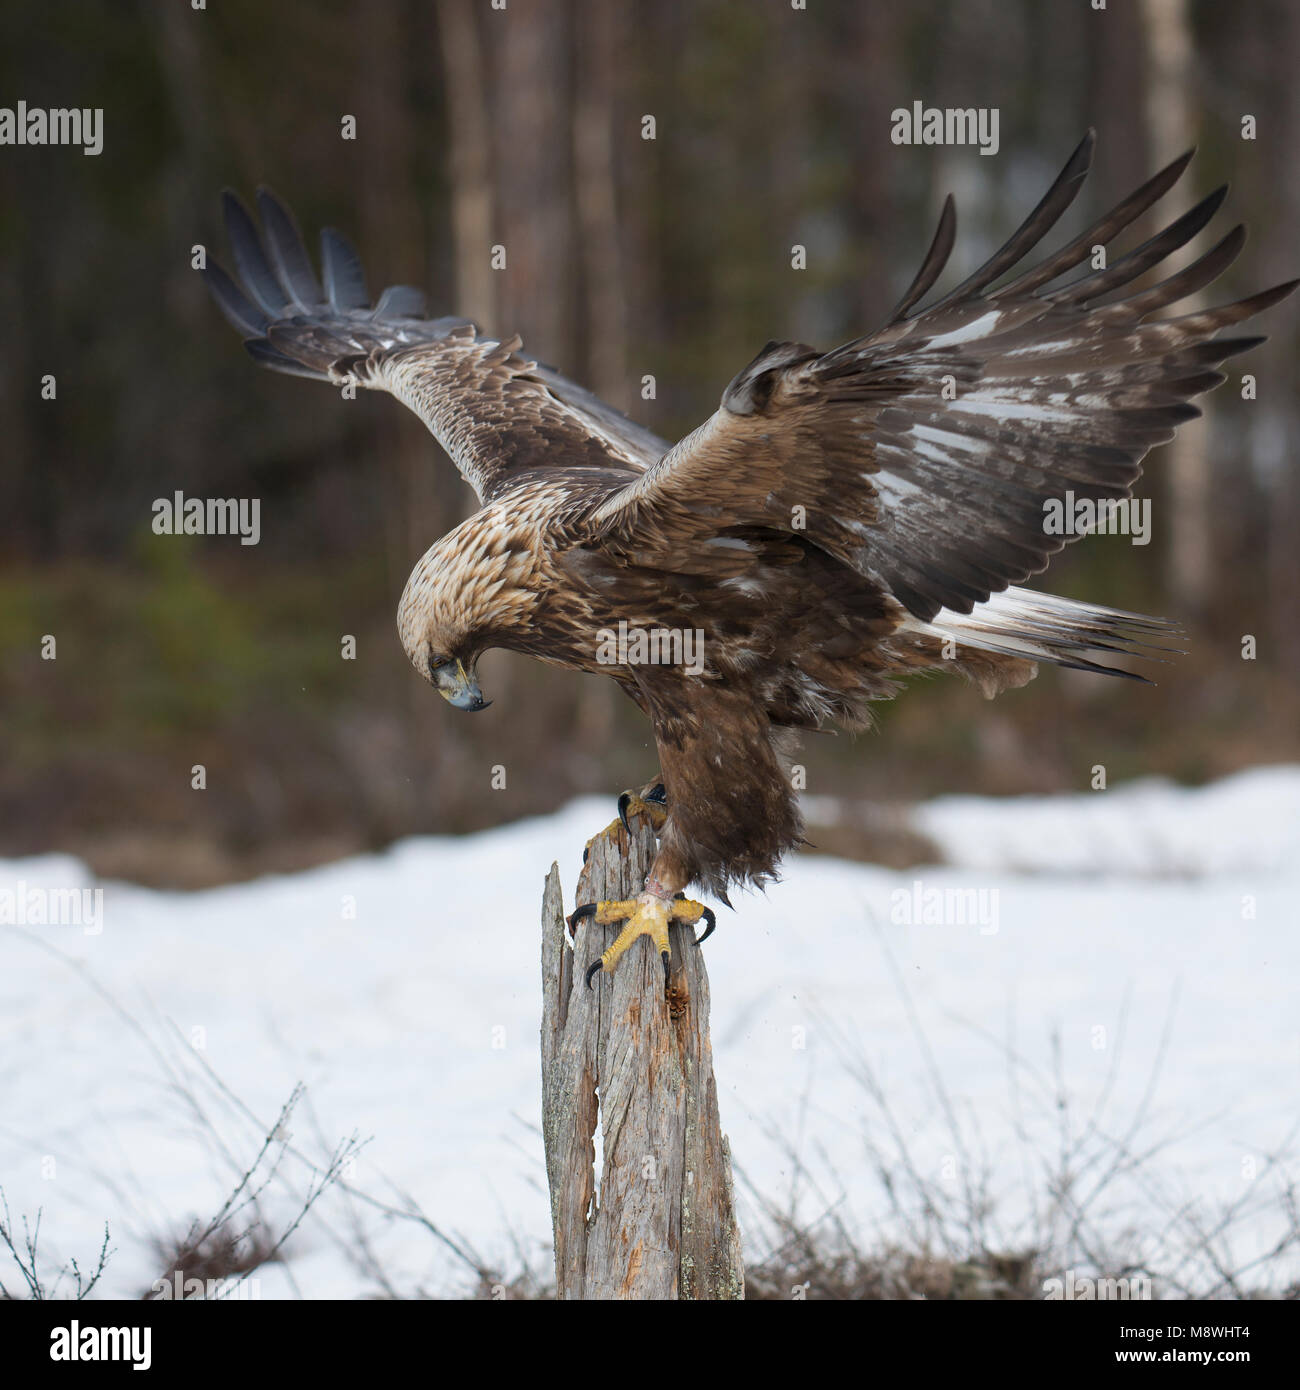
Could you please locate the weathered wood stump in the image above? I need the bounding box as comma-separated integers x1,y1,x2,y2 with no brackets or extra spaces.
540,813,744,1299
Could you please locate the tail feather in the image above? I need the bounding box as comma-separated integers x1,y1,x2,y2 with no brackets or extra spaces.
902,586,1181,684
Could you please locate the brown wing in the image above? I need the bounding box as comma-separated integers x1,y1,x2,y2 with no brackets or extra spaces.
203,188,666,504
581,132,1296,621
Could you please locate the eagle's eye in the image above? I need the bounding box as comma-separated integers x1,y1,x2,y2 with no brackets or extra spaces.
428,651,450,677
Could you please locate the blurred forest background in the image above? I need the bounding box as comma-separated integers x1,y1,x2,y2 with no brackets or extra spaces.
1,0,1297,886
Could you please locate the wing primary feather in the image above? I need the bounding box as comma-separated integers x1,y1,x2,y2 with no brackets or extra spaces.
244,337,331,379
992,147,1195,301
920,128,1095,312
202,262,269,338
1106,224,1245,317
374,284,429,318
1048,185,1229,306
887,195,956,324
255,187,324,308
320,226,371,311
1159,278,1299,335
220,189,290,317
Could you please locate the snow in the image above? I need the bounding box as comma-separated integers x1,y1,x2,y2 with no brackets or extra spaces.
915,763,1300,878
1,766,1297,1298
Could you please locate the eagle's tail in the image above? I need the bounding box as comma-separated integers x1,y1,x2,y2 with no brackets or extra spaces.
901,586,1181,684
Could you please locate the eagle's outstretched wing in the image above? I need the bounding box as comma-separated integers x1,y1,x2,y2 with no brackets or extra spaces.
203,189,666,503
583,131,1296,622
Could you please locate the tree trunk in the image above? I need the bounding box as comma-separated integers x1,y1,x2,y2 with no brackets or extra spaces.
1141,0,1211,619
572,0,630,409
435,0,497,332
539,819,744,1300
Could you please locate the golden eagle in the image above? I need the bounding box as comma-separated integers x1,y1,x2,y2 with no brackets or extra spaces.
205,133,1293,987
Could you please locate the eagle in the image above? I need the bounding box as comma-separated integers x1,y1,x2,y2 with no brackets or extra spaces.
204,132,1292,989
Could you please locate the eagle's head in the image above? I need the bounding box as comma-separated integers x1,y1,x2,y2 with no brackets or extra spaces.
396,510,537,712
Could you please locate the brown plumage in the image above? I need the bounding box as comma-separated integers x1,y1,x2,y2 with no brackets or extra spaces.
204,132,1294,906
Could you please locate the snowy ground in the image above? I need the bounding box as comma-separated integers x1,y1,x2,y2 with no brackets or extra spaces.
2,766,1298,1298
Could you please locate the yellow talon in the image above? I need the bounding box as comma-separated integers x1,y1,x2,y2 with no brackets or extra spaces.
582,786,668,863
599,893,672,979
614,791,668,835
571,892,716,988
669,898,706,928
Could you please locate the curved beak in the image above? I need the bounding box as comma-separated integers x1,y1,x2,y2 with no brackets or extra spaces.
432,658,491,712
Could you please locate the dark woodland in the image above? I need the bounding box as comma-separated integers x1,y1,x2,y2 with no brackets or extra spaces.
1,0,1296,885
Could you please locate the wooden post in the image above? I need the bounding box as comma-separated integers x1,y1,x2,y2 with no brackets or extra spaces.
540,815,744,1300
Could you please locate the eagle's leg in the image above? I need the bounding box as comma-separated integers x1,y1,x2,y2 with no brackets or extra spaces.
570,875,716,989
582,780,667,863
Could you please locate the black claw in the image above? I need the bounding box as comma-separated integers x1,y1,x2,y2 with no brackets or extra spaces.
695,907,716,946
585,959,605,990
718,890,734,911
582,845,589,864
661,950,671,981
568,902,598,936
645,783,667,805
617,792,633,835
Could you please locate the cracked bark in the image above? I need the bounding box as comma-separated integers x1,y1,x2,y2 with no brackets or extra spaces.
540,817,744,1300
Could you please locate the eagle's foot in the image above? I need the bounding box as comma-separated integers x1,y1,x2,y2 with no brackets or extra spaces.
583,782,667,863
569,890,715,988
